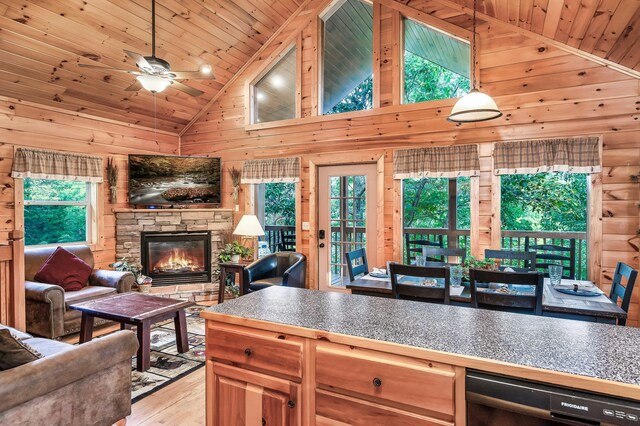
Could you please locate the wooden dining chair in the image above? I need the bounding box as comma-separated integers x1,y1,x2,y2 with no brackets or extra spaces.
279,230,296,252
609,262,638,326
389,263,450,304
344,248,369,282
404,234,444,264
469,269,544,315
525,237,576,279
421,247,466,265
484,249,536,272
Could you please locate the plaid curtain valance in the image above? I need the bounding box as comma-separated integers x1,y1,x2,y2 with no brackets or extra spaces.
494,136,601,175
11,148,103,183
393,144,480,179
241,157,300,184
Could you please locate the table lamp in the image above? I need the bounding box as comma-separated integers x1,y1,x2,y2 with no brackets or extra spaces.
232,214,265,261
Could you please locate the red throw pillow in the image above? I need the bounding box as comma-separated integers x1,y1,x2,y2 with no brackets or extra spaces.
34,247,93,292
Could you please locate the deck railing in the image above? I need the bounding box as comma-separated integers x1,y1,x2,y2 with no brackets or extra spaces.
403,228,471,263
263,225,296,253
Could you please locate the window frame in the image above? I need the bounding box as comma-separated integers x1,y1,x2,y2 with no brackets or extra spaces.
247,42,299,126
400,16,472,106
318,0,375,116
401,176,472,263
22,179,99,247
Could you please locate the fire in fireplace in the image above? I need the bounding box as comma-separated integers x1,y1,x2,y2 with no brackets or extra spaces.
141,231,211,286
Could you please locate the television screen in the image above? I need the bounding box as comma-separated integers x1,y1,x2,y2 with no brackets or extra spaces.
128,155,221,205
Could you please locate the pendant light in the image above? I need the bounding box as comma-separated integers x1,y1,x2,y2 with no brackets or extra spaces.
448,0,502,123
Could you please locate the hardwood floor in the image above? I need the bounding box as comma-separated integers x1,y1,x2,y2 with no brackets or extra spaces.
128,368,206,426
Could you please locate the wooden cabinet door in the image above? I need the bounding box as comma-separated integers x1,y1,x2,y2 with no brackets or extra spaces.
209,361,301,426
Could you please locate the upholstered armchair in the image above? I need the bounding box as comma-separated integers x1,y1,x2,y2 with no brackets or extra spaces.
24,245,134,339
242,252,306,293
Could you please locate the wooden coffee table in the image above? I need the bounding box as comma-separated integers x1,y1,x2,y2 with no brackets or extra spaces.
69,293,195,372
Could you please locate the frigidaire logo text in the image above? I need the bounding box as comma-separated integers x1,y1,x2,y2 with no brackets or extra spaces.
561,402,589,412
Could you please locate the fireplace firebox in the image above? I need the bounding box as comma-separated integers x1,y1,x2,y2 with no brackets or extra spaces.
141,231,211,286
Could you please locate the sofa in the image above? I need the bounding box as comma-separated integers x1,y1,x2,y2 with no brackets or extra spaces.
0,323,138,425
25,245,135,339
243,252,307,293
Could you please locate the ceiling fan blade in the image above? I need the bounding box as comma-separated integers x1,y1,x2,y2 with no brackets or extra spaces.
124,80,143,91
124,49,151,70
171,71,216,80
169,81,204,97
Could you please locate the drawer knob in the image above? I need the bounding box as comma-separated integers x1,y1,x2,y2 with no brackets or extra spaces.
244,348,252,357
287,400,296,409
372,377,382,387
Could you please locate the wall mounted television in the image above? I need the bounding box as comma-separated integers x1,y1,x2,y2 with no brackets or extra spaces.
128,155,222,206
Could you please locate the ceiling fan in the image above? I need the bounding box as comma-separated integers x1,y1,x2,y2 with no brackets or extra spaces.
78,0,214,97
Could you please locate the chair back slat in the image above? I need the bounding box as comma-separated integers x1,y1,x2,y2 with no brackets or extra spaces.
609,262,638,326
485,249,536,271
389,263,450,304
469,269,544,315
344,248,369,282
404,234,444,263
279,230,296,252
525,237,576,279
421,247,466,265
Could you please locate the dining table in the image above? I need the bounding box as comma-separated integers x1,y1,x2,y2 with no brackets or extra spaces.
346,273,627,324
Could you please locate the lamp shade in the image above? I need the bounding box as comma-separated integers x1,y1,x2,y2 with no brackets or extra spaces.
136,75,171,93
448,89,502,123
232,214,265,237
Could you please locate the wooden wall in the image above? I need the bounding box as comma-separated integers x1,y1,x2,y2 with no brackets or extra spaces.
181,0,639,325
0,95,179,267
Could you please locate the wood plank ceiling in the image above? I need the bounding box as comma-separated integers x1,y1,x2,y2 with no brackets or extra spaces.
0,0,303,132
0,0,637,134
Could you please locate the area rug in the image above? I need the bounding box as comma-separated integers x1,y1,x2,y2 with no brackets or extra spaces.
130,304,207,403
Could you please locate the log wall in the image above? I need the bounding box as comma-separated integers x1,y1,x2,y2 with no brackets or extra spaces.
181,0,640,325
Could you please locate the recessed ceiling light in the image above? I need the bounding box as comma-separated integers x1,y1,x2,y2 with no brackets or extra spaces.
200,64,212,75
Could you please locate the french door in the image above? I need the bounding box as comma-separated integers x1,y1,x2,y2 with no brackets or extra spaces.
318,164,378,292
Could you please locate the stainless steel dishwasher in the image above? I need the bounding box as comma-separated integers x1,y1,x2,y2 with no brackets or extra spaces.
466,370,640,425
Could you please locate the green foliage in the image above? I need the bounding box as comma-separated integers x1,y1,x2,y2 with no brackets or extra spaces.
326,76,373,115
403,51,470,103
218,241,253,263
24,179,88,246
111,258,142,279
462,256,498,280
403,177,470,229
501,173,587,232
264,183,296,226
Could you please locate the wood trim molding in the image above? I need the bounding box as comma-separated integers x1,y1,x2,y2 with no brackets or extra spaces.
431,0,640,80
179,0,320,137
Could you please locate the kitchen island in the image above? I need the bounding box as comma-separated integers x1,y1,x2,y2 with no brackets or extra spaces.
202,286,640,425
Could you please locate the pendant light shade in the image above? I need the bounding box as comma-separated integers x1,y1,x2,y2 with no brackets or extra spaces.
136,75,171,93
448,89,502,122
448,0,501,123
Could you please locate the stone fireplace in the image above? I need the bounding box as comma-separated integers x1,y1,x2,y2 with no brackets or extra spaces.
114,208,233,298
141,231,211,286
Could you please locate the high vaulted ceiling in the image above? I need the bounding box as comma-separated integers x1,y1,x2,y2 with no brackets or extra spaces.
0,0,303,132
0,0,638,134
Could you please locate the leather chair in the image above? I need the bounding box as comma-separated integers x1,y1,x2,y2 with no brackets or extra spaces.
25,245,134,339
242,252,306,293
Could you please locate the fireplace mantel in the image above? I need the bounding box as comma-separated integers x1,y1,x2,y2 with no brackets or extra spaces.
113,208,233,213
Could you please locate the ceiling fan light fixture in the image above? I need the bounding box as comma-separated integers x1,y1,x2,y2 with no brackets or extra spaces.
448,89,503,122
200,64,212,75
136,74,171,93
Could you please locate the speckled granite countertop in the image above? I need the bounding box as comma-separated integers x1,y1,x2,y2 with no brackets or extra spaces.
204,287,640,388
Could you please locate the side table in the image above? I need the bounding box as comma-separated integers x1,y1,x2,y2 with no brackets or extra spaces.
218,262,249,303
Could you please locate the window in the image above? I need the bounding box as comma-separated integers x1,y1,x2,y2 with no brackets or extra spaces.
500,172,588,279
24,179,95,246
321,0,373,114
402,177,470,263
257,182,296,254
403,19,470,104
253,47,297,123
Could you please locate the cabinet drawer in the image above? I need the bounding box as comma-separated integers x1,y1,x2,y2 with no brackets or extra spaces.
316,389,453,426
316,343,455,416
208,324,303,379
